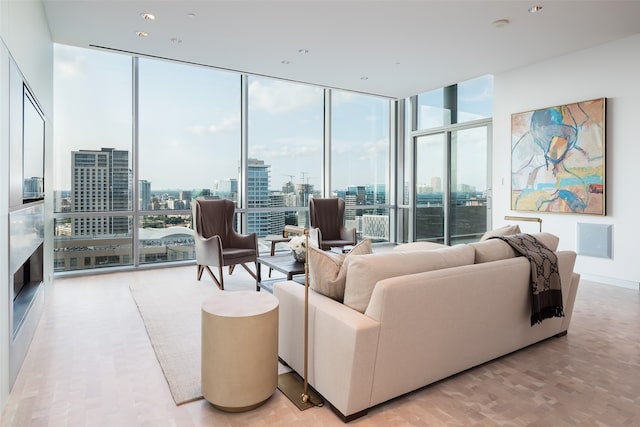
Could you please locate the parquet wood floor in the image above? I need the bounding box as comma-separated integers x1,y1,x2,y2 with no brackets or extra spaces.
1,266,639,426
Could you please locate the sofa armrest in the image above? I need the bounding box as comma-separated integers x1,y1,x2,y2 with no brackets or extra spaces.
274,280,380,418
561,272,580,332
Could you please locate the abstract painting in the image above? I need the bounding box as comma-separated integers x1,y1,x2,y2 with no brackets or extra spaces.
511,98,605,215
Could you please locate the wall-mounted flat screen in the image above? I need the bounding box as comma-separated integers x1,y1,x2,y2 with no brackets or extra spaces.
23,86,45,203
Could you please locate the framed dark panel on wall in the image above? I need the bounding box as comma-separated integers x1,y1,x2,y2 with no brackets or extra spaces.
22,85,45,203
511,98,605,215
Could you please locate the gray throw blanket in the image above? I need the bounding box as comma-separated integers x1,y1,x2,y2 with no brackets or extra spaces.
490,233,565,326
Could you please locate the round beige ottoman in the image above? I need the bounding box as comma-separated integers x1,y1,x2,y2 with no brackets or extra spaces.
201,290,279,412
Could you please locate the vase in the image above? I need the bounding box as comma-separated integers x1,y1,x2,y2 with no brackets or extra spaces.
292,250,306,263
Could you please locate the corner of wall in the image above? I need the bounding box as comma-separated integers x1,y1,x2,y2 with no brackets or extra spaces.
0,36,11,415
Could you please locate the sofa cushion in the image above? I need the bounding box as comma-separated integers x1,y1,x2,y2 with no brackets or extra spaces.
479,224,521,241
309,239,372,302
470,232,560,263
343,244,475,313
392,241,448,252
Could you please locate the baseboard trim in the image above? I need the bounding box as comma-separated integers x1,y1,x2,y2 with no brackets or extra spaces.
580,273,639,291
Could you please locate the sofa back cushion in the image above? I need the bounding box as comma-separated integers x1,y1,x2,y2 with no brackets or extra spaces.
469,232,560,263
392,241,449,252
343,244,475,313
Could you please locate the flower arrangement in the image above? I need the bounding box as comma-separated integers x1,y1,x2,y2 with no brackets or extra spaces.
288,234,318,262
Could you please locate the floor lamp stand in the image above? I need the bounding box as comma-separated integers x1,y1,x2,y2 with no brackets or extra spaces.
277,226,322,410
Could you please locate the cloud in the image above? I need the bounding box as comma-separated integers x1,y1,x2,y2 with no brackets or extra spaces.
249,80,323,113
54,45,87,77
250,137,321,159
332,91,356,105
359,138,389,160
187,114,240,135
460,86,492,103
332,137,388,161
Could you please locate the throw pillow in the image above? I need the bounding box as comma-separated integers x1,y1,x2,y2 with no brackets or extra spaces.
479,224,521,241
308,239,372,302
470,232,560,263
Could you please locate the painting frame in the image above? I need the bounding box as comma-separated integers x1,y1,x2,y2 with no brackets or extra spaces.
510,97,606,215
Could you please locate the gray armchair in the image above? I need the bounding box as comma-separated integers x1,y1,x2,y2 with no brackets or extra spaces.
192,199,258,290
308,197,357,251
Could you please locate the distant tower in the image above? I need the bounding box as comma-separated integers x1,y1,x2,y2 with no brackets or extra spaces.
431,176,442,193
139,180,151,210
71,148,131,236
247,158,271,237
269,193,286,235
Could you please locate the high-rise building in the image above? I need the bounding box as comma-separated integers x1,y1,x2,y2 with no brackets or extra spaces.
247,158,270,237
179,190,192,210
139,180,151,210
214,178,238,201
268,194,286,235
71,148,131,236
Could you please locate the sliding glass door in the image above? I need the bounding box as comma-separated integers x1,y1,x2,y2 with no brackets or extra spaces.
413,124,490,245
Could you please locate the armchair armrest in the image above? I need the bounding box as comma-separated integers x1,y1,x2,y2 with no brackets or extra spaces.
229,230,258,251
340,226,357,245
194,234,224,266
309,227,323,247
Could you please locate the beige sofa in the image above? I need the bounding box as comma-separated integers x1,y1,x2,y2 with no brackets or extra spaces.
274,233,580,421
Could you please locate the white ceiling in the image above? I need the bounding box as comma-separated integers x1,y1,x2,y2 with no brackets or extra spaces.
43,0,640,99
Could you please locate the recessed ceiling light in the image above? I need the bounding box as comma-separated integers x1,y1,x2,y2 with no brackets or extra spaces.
136,31,148,37
360,76,369,80
141,13,155,20
298,48,309,54
170,37,182,44
491,19,510,28
281,60,291,65
187,13,196,18
528,5,543,13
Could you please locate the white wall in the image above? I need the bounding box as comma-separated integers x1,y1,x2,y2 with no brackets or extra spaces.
493,35,640,289
0,0,52,413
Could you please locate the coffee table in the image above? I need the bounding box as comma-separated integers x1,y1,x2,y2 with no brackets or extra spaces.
263,235,292,277
256,254,305,291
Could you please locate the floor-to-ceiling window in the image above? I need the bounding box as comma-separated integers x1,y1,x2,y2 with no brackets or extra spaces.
137,58,240,265
331,90,390,242
408,75,493,245
52,45,134,271
51,44,491,273
52,44,394,273
246,77,324,241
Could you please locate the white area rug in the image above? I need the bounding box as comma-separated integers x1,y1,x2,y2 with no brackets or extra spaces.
129,267,289,405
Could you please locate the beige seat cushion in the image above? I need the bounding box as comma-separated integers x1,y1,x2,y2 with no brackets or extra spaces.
343,244,475,313
308,239,372,302
470,232,560,263
479,224,521,241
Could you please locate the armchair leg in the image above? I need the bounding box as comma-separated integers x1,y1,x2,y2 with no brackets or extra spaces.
202,265,224,290
240,262,258,281
218,266,224,290
197,265,204,280
229,265,235,275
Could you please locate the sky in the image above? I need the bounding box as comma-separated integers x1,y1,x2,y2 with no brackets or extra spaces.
52,44,491,196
